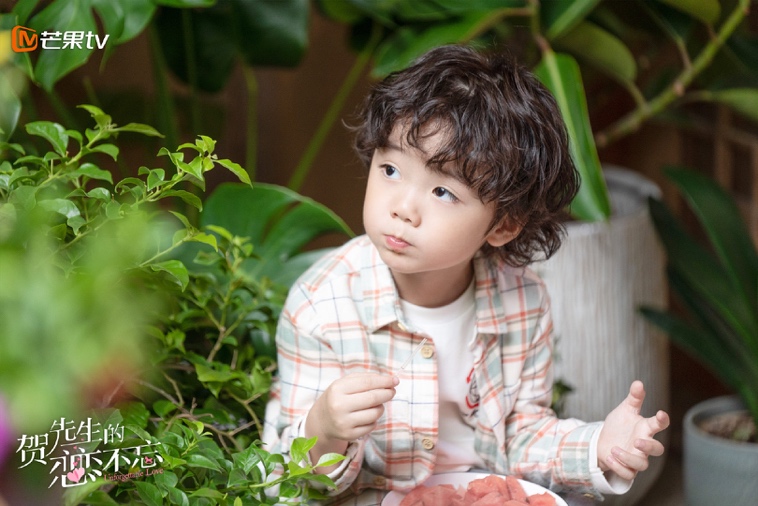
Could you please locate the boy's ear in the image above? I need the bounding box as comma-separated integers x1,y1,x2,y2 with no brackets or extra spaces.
485,218,522,247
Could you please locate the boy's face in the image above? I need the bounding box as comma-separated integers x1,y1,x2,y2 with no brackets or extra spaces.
363,125,516,301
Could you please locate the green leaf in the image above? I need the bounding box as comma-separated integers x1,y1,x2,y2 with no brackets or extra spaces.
62,479,108,506
290,436,317,463
193,362,238,383
115,123,164,137
169,210,193,229
215,158,252,185
161,190,203,211
86,187,111,201
39,198,80,219
665,167,758,310
117,401,151,429
541,0,602,40
234,0,309,68
189,232,218,251
150,260,190,289
188,488,225,499
80,490,119,505
78,104,107,118
89,143,119,160
200,183,353,285
647,195,758,343
533,51,610,221
29,0,101,90
153,400,178,418
655,0,720,25
709,88,758,124
641,305,753,404
316,452,346,468
147,168,166,191
0,72,21,142
372,12,494,78
25,121,69,156
554,21,636,84
11,0,40,24
74,163,113,183
186,454,221,471
167,488,189,506
134,481,163,506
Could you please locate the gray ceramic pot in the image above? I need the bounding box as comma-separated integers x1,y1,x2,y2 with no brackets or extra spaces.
683,395,758,505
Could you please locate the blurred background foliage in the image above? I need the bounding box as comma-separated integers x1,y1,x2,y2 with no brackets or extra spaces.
3,0,758,221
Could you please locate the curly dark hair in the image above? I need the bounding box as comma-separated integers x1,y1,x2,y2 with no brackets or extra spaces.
352,44,580,267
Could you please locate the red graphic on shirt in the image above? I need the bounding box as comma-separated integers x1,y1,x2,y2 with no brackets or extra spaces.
465,368,480,411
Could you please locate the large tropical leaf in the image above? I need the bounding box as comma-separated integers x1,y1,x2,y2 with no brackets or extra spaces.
371,12,495,78
156,0,308,93
655,0,720,25
647,194,758,343
541,0,602,41
534,51,610,221
665,167,758,310
553,20,637,84
199,183,353,286
709,88,758,124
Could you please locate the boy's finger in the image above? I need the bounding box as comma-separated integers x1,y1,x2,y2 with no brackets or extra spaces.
634,438,665,457
623,380,646,412
341,373,399,394
645,410,670,434
604,453,637,481
611,447,649,472
349,386,397,410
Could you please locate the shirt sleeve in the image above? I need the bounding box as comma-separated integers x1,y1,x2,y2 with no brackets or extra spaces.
261,284,364,495
502,286,609,500
589,423,634,494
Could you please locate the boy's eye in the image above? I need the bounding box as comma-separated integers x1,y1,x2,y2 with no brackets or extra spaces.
382,164,399,179
432,187,458,202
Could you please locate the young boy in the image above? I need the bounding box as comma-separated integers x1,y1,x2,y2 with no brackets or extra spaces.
263,45,669,505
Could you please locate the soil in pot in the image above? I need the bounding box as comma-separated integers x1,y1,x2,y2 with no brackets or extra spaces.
698,410,757,443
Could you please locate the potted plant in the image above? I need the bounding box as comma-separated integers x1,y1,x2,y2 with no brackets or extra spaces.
642,167,757,506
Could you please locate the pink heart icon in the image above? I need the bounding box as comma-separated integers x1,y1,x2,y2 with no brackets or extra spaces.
66,467,85,483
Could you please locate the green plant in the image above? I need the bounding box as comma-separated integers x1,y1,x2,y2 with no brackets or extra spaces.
0,0,309,177
313,0,758,222
641,168,758,431
0,106,353,504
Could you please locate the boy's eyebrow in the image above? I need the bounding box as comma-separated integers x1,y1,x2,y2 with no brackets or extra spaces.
383,140,405,153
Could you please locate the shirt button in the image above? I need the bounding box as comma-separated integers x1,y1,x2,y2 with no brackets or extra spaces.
373,476,387,487
421,437,435,450
420,344,434,359
397,322,409,332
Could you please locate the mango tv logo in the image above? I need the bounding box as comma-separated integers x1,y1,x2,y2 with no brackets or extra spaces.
10,25,109,52
11,26,38,52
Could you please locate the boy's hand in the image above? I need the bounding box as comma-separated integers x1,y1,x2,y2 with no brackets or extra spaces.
597,380,670,481
306,373,398,469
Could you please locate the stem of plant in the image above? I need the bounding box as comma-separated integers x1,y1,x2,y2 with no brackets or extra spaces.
244,66,258,182
595,0,750,148
287,22,382,191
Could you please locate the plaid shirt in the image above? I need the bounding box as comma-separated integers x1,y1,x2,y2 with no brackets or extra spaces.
263,235,603,504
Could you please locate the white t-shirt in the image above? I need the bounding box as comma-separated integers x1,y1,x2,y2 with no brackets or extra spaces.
400,280,486,473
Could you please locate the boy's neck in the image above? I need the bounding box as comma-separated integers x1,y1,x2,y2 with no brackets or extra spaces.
392,263,474,308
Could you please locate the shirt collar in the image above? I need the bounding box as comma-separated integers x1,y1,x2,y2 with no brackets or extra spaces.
359,239,510,336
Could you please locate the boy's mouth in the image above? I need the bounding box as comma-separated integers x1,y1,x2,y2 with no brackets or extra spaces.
385,235,411,250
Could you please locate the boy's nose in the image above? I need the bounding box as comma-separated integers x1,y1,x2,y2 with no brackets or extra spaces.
391,192,421,226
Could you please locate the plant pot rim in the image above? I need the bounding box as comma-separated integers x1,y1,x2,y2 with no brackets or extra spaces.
684,395,757,450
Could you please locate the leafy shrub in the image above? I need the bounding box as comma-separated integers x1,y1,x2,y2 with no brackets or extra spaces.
0,106,351,504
